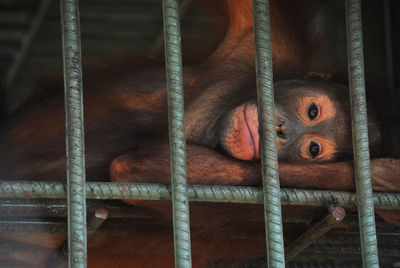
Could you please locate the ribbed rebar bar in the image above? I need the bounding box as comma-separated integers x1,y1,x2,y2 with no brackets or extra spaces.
60,0,87,267
0,182,400,209
149,0,193,55
252,0,285,266
345,0,379,267
285,207,346,262
162,0,192,267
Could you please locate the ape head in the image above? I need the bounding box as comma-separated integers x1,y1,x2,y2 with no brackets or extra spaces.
187,79,381,163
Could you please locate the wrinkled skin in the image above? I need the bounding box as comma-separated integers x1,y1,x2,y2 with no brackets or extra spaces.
217,80,359,161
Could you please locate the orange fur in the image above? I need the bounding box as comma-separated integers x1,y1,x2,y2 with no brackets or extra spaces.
204,0,313,78
300,134,337,160
298,95,336,126
1,1,399,267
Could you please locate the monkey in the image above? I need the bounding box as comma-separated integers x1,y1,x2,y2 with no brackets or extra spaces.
0,0,399,267
109,0,399,193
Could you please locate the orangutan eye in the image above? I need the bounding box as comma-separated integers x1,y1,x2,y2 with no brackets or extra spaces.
309,141,320,158
307,104,318,120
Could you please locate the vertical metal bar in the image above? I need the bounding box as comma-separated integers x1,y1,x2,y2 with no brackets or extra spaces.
162,0,192,267
345,0,379,267
252,0,285,266
149,0,193,55
60,0,87,267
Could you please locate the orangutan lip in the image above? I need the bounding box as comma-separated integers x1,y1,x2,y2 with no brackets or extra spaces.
243,103,256,158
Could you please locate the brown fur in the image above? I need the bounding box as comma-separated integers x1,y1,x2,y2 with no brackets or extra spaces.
0,0,399,267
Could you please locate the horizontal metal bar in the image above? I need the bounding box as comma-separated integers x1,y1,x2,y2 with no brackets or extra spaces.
0,200,161,220
0,219,66,234
0,200,69,218
0,181,399,209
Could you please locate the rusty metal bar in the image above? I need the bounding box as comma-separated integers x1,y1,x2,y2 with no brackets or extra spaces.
162,0,192,267
87,207,108,236
46,207,108,268
345,0,379,267
252,0,285,266
0,182,400,210
60,0,87,267
285,207,346,262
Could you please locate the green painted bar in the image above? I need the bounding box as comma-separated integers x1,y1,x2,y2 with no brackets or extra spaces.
345,0,379,267
60,0,87,267
162,0,192,267
252,0,285,266
0,181,399,209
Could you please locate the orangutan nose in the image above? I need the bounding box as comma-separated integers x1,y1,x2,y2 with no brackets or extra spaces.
276,123,285,138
